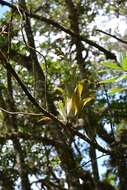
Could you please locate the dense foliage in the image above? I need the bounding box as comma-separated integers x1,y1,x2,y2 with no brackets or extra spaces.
0,0,127,190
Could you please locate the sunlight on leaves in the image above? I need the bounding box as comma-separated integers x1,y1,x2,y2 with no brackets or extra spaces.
108,87,124,95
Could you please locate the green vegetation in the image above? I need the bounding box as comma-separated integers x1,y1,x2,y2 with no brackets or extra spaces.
0,0,127,189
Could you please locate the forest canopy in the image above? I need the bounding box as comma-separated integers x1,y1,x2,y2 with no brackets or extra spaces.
0,0,127,190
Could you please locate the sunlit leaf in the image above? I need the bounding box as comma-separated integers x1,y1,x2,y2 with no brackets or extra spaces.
57,100,66,121
108,87,124,94
38,117,52,124
121,55,127,71
66,88,81,117
54,87,64,94
116,74,127,82
102,62,122,70
72,92,80,115
66,97,73,116
82,96,94,107
75,80,84,97
99,77,118,84
97,69,107,74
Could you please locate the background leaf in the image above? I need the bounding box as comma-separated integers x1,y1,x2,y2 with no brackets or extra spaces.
102,62,122,70
108,87,124,94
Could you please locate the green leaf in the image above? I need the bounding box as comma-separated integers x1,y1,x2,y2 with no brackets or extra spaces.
116,74,127,82
102,62,122,70
99,77,118,84
108,87,124,94
57,100,66,121
51,156,60,167
97,69,107,74
121,55,127,71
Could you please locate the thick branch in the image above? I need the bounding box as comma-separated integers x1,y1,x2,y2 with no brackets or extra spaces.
71,127,111,154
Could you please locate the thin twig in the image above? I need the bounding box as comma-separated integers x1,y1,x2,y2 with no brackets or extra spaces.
0,106,43,116
81,153,107,168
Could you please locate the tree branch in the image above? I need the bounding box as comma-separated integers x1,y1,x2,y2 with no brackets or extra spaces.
0,50,65,127
0,0,116,60
96,29,127,45
0,50,110,155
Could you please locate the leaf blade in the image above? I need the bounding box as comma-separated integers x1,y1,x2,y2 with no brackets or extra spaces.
102,61,122,70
